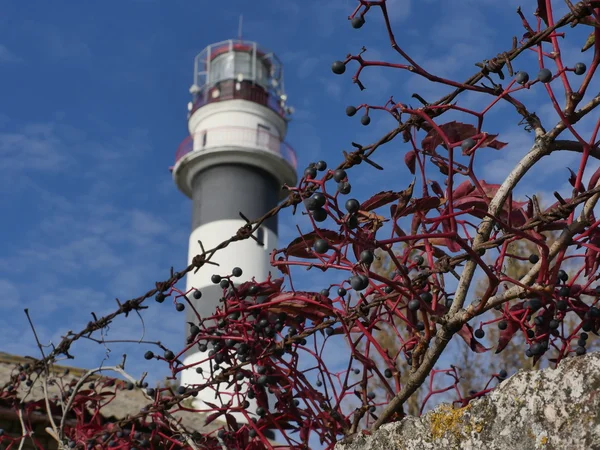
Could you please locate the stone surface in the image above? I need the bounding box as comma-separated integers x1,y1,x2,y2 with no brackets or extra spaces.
336,353,600,450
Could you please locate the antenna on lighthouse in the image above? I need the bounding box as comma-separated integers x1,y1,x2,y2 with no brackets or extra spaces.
238,15,243,40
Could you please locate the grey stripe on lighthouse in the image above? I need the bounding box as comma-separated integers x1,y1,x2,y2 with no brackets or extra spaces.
191,164,280,236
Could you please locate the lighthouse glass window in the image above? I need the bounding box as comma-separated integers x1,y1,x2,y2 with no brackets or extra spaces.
209,51,268,86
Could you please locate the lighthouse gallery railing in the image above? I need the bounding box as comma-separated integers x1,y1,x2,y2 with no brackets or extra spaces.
171,126,297,171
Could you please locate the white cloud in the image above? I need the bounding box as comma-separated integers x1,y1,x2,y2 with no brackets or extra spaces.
22,21,92,65
0,44,22,64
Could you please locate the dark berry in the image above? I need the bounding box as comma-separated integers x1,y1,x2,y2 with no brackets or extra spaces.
534,316,544,326
528,298,542,311
325,327,335,336
367,391,376,400
369,406,376,413
257,375,268,385
557,269,568,282
248,285,258,295
316,160,327,171
559,286,570,297
359,250,374,265
556,300,568,311
347,215,359,229
351,15,365,28
420,292,432,303
177,386,186,395
531,342,543,355
164,350,175,361
549,319,560,330
346,106,357,117
461,138,476,152
332,61,346,75
193,290,202,299
581,332,589,340
416,321,425,331
384,368,393,378
256,407,266,416
575,346,586,356
414,255,424,265
337,287,347,297
219,279,229,289
497,320,508,330
498,369,508,379
217,429,226,439
144,351,154,360
232,267,243,277
537,68,552,83
528,254,539,264
338,181,351,194
526,329,535,339
350,274,369,291
577,338,587,347
198,343,207,352
515,71,529,84
574,62,586,75
408,299,420,311
320,288,330,296
384,285,394,294
582,321,593,332
314,239,329,254
590,306,600,317
312,207,328,222
176,303,185,312
155,292,165,303
474,329,485,339
333,169,347,182
345,198,360,213
211,274,221,284
304,166,317,179
311,193,326,208
316,380,323,387
361,115,371,126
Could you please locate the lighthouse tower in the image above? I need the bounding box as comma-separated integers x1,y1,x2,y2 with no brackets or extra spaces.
170,39,297,418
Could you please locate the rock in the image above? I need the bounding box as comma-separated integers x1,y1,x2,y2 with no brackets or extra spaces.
336,353,600,450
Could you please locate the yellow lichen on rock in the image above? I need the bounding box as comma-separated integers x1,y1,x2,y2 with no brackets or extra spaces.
429,404,472,440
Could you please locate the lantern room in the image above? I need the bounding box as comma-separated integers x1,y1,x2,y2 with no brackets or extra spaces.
188,39,291,118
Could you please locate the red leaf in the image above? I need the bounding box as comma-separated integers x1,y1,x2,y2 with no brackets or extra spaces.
361,191,404,211
392,180,416,220
429,180,445,198
351,227,373,262
478,180,501,198
441,218,461,252
403,196,444,216
568,168,577,188
405,150,416,174
422,121,476,153
584,231,600,276
225,413,239,431
453,180,476,199
204,411,223,426
588,165,600,190
284,229,343,259
265,291,334,323
496,302,528,353
474,134,508,152
457,323,488,353
536,0,549,25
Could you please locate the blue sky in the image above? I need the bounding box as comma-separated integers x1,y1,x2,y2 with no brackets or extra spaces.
1,0,600,429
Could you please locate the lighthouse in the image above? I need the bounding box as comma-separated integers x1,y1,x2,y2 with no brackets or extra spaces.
170,39,297,419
